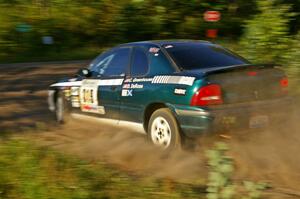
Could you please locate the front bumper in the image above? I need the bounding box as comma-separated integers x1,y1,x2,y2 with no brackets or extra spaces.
48,90,56,112
168,97,294,138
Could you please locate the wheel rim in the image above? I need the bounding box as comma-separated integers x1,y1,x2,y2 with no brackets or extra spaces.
150,116,172,149
56,97,64,122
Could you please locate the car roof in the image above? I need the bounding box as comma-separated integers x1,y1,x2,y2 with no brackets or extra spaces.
118,40,212,48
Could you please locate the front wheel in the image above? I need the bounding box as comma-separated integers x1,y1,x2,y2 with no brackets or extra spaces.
55,91,70,124
147,108,181,151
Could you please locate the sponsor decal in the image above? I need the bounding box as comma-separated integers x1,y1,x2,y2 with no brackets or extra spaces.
149,47,160,56
80,79,104,114
130,83,143,89
123,78,153,89
124,78,132,83
123,84,131,89
81,105,106,114
149,47,160,53
132,77,153,82
81,88,97,104
121,89,133,97
174,88,186,95
123,83,144,89
152,76,195,86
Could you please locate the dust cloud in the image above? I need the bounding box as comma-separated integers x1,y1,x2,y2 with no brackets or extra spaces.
32,118,207,183
229,109,300,191
31,103,300,192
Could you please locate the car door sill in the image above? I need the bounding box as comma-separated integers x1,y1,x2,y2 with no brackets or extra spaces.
71,113,146,134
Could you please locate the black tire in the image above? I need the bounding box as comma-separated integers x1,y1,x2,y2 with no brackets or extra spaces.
55,91,71,124
147,108,181,151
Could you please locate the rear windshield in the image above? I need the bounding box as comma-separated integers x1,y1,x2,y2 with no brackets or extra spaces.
163,43,249,70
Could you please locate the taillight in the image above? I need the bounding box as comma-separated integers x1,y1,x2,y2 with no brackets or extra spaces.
191,84,223,106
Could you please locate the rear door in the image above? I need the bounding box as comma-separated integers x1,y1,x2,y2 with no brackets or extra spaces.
80,47,131,120
120,46,151,122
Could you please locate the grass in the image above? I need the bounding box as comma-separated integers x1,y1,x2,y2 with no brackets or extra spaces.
0,138,205,199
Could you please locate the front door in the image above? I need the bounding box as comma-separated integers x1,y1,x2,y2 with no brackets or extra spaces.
79,47,131,120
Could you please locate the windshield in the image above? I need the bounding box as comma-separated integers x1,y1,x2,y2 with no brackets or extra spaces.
163,43,250,70
88,52,108,70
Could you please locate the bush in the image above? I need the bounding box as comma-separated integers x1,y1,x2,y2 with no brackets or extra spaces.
286,32,300,94
239,0,295,64
206,142,267,199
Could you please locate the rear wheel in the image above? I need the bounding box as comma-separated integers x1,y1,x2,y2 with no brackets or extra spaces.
55,91,70,124
147,108,181,151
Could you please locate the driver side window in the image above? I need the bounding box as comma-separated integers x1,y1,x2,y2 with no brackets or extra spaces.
89,48,131,77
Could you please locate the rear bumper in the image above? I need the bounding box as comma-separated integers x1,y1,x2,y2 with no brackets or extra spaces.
168,97,294,138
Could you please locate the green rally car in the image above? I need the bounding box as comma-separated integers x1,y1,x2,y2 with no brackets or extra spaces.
48,40,291,150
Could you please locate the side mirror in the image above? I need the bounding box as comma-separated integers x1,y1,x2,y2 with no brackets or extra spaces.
76,68,91,77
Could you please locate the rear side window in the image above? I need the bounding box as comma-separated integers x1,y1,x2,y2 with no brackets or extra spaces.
131,48,149,76
164,43,249,70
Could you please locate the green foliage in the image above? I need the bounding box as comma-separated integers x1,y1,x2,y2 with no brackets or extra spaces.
239,0,295,64
0,0,259,62
1,0,300,63
242,181,269,199
286,32,300,94
206,142,236,199
206,142,267,199
0,139,205,199
288,32,300,67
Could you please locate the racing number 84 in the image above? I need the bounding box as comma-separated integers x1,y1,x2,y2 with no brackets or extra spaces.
82,88,94,104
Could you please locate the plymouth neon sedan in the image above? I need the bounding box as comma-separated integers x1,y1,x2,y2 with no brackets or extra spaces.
48,40,291,150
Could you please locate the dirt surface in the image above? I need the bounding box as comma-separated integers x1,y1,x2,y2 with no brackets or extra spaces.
0,61,88,131
0,62,300,198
